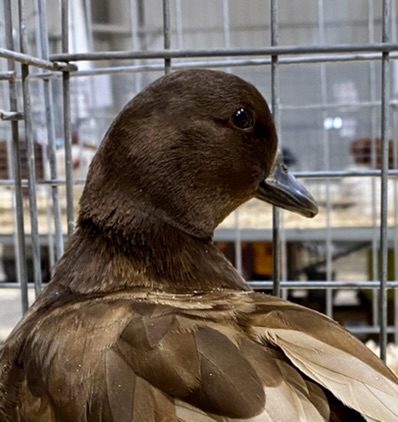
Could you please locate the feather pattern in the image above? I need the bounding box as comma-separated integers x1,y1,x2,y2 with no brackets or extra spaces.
2,290,398,421
260,329,398,421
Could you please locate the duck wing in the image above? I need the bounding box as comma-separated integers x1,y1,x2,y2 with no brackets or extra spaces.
246,293,398,422
114,297,331,421
3,291,336,422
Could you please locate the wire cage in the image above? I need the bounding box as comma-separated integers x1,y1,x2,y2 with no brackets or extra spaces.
0,0,398,362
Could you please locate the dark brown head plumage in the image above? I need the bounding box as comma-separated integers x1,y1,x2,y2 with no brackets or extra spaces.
79,69,278,238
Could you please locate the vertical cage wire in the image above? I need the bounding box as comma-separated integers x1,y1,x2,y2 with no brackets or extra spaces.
368,0,380,332
393,0,398,345
394,101,398,343
62,0,75,238
379,0,391,361
18,0,42,299
37,0,64,264
3,0,29,312
130,0,143,93
270,0,281,298
162,0,171,74
318,0,334,318
175,0,184,50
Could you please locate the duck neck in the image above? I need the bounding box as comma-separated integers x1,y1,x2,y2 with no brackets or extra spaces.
50,210,249,295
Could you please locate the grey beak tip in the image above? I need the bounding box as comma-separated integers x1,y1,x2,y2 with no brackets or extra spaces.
255,166,319,218
303,204,319,218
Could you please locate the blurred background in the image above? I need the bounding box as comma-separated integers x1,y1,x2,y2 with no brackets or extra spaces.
1,0,398,365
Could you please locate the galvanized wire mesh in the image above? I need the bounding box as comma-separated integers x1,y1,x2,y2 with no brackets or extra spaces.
0,0,397,359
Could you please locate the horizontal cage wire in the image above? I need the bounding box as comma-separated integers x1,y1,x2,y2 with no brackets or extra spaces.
0,0,398,365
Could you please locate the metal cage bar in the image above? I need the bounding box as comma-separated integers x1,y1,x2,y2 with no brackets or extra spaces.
270,0,281,297
379,0,392,360
18,0,42,299
3,0,29,312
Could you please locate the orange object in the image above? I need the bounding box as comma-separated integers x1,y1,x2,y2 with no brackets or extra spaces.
252,242,273,276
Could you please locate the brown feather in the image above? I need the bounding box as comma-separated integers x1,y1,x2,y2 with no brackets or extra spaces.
3,289,398,421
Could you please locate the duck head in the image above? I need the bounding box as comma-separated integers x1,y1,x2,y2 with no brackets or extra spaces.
79,69,318,239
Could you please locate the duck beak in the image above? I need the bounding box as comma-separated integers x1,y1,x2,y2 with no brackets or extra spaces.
255,154,318,218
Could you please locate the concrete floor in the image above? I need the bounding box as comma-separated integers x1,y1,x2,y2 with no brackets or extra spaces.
0,288,35,342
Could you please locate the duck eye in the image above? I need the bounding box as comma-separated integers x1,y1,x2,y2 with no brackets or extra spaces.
232,108,253,129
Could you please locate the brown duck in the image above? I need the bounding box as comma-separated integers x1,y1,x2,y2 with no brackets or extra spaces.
1,69,398,421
